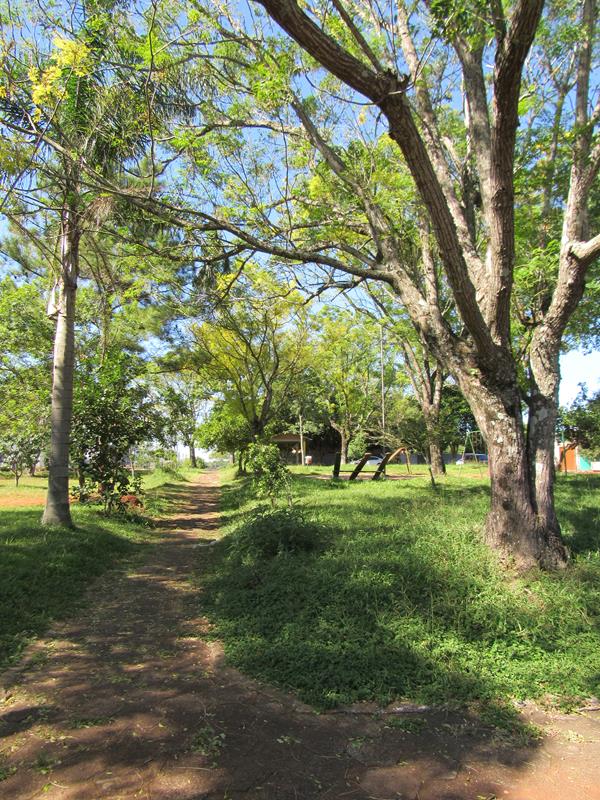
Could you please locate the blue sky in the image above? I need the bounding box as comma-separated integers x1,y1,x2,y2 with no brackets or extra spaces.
560,349,600,406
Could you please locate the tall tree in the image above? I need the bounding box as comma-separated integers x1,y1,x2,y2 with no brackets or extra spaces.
163,0,600,568
0,2,179,524
188,266,312,440
313,308,386,464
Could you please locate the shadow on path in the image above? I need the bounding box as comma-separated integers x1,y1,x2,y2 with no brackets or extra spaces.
0,471,598,799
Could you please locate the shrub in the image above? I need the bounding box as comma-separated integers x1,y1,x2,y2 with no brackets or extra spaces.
246,442,292,506
228,508,323,562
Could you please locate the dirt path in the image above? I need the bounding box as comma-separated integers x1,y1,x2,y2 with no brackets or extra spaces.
1,471,599,800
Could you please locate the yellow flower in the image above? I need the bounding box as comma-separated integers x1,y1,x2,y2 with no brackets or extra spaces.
53,36,92,77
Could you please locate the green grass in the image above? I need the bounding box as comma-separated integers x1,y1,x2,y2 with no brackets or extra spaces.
197,468,600,712
0,467,202,669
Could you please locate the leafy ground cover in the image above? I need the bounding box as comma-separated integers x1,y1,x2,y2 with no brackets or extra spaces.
198,468,600,711
0,467,202,669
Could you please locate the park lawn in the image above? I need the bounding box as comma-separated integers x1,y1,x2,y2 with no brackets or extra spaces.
0,466,203,669
198,468,600,713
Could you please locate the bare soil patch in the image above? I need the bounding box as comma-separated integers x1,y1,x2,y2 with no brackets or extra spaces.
0,493,46,508
1,471,598,799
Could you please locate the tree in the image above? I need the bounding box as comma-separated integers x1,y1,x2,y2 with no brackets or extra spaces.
0,2,181,525
560,387,600,460
0,277,52,481
158,374,208,467
349,281,451,475
71,348,163,513
313,309,382,464
165,0,600,568
189,266,312,440
0,405,48,486
196,401,253,471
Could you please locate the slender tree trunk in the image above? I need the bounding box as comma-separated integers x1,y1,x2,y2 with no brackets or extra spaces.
42,208,79,527
428,439,445,476
527,337,563,538
527,392,561,534
299,412,306,465
330,420,350,464
340,430,349,464
424,407,445,475
189,442,197,468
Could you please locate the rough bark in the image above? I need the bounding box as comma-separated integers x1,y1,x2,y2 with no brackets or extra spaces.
42,215,78,526
457,371,568,569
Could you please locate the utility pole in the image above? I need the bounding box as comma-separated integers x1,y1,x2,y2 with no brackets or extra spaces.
299,412,306,466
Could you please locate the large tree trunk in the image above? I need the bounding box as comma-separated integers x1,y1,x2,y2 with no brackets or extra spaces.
189,442,198,468
42,210,79,527
462,375,568,570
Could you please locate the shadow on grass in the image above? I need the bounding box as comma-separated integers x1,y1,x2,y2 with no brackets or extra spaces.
201,472,600,731
555,473,600,556
0,507,152,669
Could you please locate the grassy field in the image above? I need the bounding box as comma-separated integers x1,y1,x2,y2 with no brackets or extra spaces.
0,466,202,669
198,467,600,713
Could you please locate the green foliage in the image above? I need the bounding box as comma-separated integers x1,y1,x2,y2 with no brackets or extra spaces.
227,507,322,563
0,425,47,486
0,278,52,485
198,470,600,710
71,349,163,512
197,402,252,457
560,388,600,459
313,309,381,455
190,265,311,441
246,442,292,507
347,432,368,461
428,0,491,43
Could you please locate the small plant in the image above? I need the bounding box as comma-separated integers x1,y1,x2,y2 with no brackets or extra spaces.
34,753,60,775
190,724,225,762
246,442,292,507
228,508,323,562
384,716,427,734
0,762,16,782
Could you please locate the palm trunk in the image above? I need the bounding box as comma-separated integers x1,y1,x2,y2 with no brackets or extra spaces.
42,208,79,527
